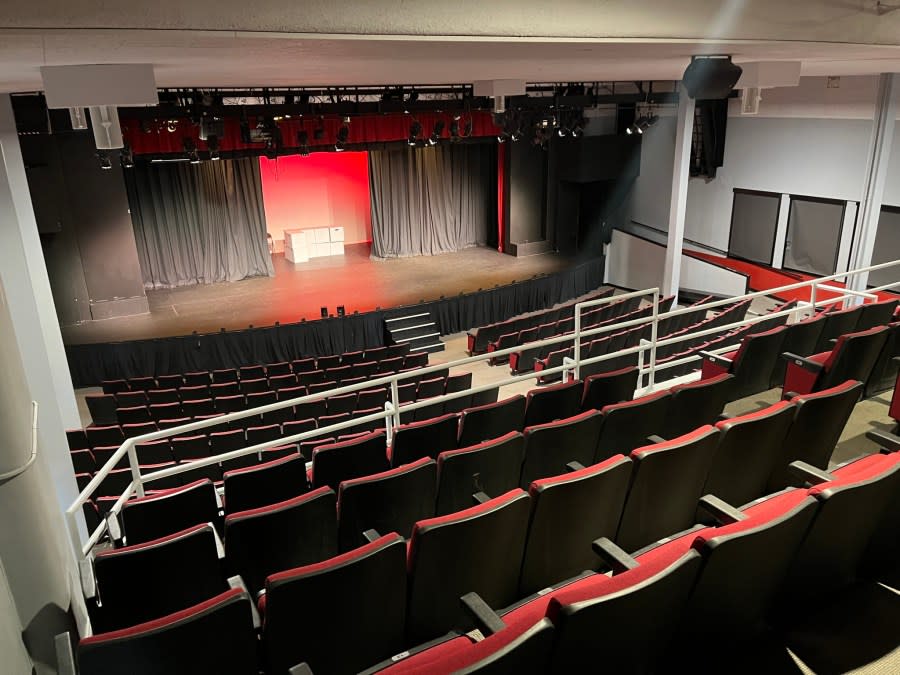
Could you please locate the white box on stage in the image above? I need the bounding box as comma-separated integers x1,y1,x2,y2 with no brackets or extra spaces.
313,228,331,244
329,241,344,256
329,227,345,242
312,242,331,257
284,229,309,263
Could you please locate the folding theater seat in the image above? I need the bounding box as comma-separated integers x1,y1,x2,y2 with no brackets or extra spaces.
405,351,429,369
389,413,459,467
116,405,151,425
135,439,174,465
238,377,269,395
120,421,157,440
148,402,182,422
767,314,823,388
297,369,326,387
128,376,157,391
416,376,446,400
224,487,338,595
178,397,213,419
615,426,721,553
700,325,787,400
519,410,604,489
116,390,149,408
767,380,863,491
91,523,229,632
357,387,389,411
352,360,378,378
363,346,387,362
214,394,246,414
70,449,95,474
864,321,900,397
487,331,520,365
660,373,734,440
86,425,125,451
457,395,527,448
814,304,865,353
317,354,342,371
153,373,182,390
325,392,357,415
470,386,500,408
434,432,525,517
519,455,633,596
522,380,582,428
179,383,210,401
337,457,437,551
101,379,129,395
266,361,292,376
378,356,404,374
309,431,390,490
210,382,240,398
325,365,352,383
183,371,211,387
210,368,237,384
594,390,671,463
342,349,364,365
120,478,220,545
309,381,337,396
170,436,221,484
263,533,407,675
76,588,257,675
317,411,350,431
782,325,888,395
855,297,898,331
387,343,410,359
396,382,417,405
147,388,179,405
67,428,89,451
579,366,639,412
281,417,317,440
246,423,282,447
221,454,308,517
406,490,532,645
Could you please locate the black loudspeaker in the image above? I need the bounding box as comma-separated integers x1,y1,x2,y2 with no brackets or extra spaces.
682,57,742,100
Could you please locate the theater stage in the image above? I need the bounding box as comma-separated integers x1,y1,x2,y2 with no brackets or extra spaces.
61,244,575,345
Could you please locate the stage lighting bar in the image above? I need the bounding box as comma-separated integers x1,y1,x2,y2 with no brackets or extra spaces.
408,120,423,147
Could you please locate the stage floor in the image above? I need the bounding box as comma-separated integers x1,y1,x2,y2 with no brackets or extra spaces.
61,244,575,344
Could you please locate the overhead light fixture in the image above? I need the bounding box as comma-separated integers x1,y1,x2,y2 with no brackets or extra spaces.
408,120,422,147
297,130,310,156
449,119,460,142
183,137,201,163
97,150,113,170
497,132,509,144
120,143,134,169
313,118,325,141
206,135,221,161
335,120,350,151
428,120,445,146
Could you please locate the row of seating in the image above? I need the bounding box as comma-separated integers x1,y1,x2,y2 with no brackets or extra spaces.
72,444,900,674
88,352,429,427
99,343,413,395
466,287,617,354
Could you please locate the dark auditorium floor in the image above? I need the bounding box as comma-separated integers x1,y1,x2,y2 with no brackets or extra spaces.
61,244,575,344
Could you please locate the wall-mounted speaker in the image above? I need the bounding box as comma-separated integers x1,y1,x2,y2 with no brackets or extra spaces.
682,57,743,100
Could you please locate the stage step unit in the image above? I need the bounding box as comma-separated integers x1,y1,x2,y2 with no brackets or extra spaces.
384,311,445,355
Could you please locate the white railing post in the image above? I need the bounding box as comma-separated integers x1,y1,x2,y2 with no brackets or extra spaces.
648,290,660,389
125,440,144,498
573,303,582,381
809,282,818,311
389,377,401,428
383,401,394,444
636,340,646,390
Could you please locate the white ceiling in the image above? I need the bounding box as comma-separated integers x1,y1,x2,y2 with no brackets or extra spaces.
2,1,900,93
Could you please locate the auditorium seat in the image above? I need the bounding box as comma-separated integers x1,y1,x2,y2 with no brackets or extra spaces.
471,386,500,407
128,376,157,391
404,352,429,369
263,533,407,675
364,346,387,362
864,321,900,397
326,392,357,415
855,298,898,331
238,365,266,381
153,374,183,390
122,421,158,439
357,387,389,411
263,361,289,377
412,398,445,423
211,382,240,398
435,432,526,516
700,325,787,400
294,398,326,423
342,349,364,365
397,382,417,404
317,354,342,371
579,367,638,412
814,305,865,353
390,413,459,467
519,455,633,596
309,430,390,490
214,394,245,414
316,411,350,431
416,376,445,400
246,423,281,447
523,380,582,428
594,391,671,462
69,449,95,474
309,381,336,396
291,358,316,374
445,371,473,395
223,454,308,516
519,410,604,489
660,373,733,440
183,372,210,387
116,390,149,408
101,379,129,395
77,588,257,675
92,523,228,632
378,356,404,373
703,401,795,509
782,325,888,395
149,402,182,422
325,365,352,383
179,384,210,401
148,388,179,405
615,426,720,552
212,368,238,384
224,486,337,595
67,428,89,451
238,377,269,395
457,395,526,448
281,417,317,439
406,489,531,644
116,405,151,425
86,395,119,426
120,478,220,545
337,457,437,551
769,313,826,388
298,369,326,387
767,380,863,491
354,360,379,378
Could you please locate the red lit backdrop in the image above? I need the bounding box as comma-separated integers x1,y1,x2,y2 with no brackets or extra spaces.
259,152,372,250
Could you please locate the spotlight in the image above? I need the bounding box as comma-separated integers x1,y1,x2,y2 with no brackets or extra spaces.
320,307,328,319
183,137,201,163
297,130,310,156
206,135,221,161
408,120,422,146
120,143,134,169
97,150,113,170
313,119,325,141
428,120,445,146
337,305,346,317
449,119,460,142
497,132,509,143
571,121,585,138
167,120,178,133
335,122,349,151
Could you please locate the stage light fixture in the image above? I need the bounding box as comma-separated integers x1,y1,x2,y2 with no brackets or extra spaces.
320,307,328,318
449,119,460,142
337,305,346,317
428,120,445,146
206,135,221,161
408,120,422,146
497,132,508,143
97,150,113,170
120,143,134,169
183,137,201,164
297,130,310,156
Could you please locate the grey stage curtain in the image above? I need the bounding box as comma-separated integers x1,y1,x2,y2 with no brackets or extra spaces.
125,158,274,289
368,144,493,258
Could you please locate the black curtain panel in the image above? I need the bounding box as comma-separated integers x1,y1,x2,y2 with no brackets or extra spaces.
368,144,494,258
64,257,604,387
125,158,274,288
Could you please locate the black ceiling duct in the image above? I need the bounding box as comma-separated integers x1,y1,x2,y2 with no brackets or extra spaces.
682,56,742,100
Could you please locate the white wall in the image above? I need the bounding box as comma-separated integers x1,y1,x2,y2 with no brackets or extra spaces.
630,112,677,232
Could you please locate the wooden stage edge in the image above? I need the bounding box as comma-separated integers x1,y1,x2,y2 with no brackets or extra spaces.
61,244,579,345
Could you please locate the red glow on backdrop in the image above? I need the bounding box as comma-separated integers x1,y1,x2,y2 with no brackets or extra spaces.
259,152,372,246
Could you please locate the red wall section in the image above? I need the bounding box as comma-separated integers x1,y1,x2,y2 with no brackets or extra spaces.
259,152,372,248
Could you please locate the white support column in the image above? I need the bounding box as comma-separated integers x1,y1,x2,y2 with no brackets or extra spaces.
847,73,899,293
771,194,791,269
662,83,696,302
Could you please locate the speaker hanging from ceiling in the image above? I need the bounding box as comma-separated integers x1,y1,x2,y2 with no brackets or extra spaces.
682,56,743,100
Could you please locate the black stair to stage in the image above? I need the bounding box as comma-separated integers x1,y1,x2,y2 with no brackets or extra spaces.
384,309,445,355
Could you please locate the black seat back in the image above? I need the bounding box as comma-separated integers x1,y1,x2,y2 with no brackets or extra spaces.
435,432,526,516
121,479,220,545
390,414,459,467
523,380,583,428
458,395,527,448
580,367,639,412
595,391,671,463
662,373,733,439
771,314,826,387
337,457,437,551
729,325,787,399
818,325,889,391
855,298,898,331
520,456,633,596
310,431,390,490
520,410,604,488
814,305,864,353
223,454,308,516
224,487,338,595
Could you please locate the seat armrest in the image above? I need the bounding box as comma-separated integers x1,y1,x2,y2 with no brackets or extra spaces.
698,495,747,525
227,575,260,629
460,592,506,637
787,461,833,487
781,352,824,373
866,429,900,452
716,413,733,422
566,461,586,472
591,537,639,574
646,434,666,444
472,491,491,505
362,528,381,543
699,350,733,368
289,664,315,675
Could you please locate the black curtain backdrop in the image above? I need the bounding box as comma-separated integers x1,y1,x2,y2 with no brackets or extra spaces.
66,257,604,386
125,157,274,288
369,144,494,258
